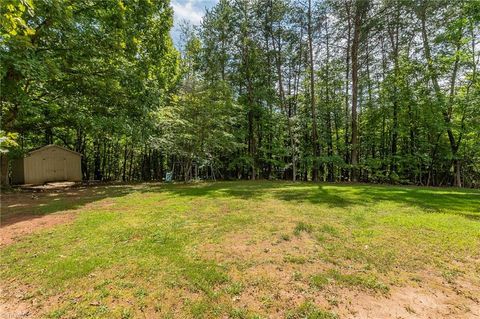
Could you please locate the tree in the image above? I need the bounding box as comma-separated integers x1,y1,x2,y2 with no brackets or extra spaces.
350,0,369,181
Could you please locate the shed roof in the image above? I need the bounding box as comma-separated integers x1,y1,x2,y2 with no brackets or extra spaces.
27,144,82,157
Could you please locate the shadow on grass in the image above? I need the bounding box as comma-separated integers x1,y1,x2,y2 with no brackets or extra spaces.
150,181,480,218
1,184,138,227
2,181,479,227
272,185,353,208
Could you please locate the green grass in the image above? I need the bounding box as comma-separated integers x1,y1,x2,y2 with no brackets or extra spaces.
293,221,314,236
1,181,479,318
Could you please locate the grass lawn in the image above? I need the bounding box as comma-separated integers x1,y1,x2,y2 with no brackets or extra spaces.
1,181,479,318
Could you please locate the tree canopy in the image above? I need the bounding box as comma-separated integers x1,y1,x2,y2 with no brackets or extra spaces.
1,0,479,187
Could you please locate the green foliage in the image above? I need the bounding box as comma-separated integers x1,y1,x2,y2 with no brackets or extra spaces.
1,0,479,187
1,0,178,181
0,0,35,38
0,130,18,153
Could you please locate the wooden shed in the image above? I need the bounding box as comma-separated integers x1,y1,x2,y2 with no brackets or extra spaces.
12,145,82,185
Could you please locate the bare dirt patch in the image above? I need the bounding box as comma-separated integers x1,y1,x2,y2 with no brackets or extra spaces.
0,212,76,246
0,189,81,246
0,286,38,319
200,231,480,318
337,282,480,319
18,181,80,191
0,299,34,319
1,184,125,246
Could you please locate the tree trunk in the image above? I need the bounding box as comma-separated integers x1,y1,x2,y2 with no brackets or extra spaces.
122,141,128,182
128,146,134,181
307,0,319,182
350,0,367,182
387,7,400,176
94,140,102,180
417,4,462,187
343,1,352,181
453,159,461,187
271,26,296,182
325,18,334,182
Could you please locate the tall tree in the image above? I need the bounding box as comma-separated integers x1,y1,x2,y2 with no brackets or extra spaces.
350,0,368,181
307,0,320,181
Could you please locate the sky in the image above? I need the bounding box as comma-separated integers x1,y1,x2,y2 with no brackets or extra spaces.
171,0,218,48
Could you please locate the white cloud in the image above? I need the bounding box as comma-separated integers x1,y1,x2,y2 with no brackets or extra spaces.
170,0,218,48
172,0,204,25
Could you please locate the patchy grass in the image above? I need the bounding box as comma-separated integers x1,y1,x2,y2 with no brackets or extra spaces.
293,221,314,236
310,270,389,294
286,301,339,319
1,181,479,318
284,254,308,264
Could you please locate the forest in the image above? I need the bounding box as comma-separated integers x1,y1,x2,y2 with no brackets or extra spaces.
1,0,479,187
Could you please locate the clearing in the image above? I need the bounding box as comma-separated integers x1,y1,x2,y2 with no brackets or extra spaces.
1,181,479,318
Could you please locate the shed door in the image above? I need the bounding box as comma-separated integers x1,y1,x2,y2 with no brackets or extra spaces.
43,149,67,182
